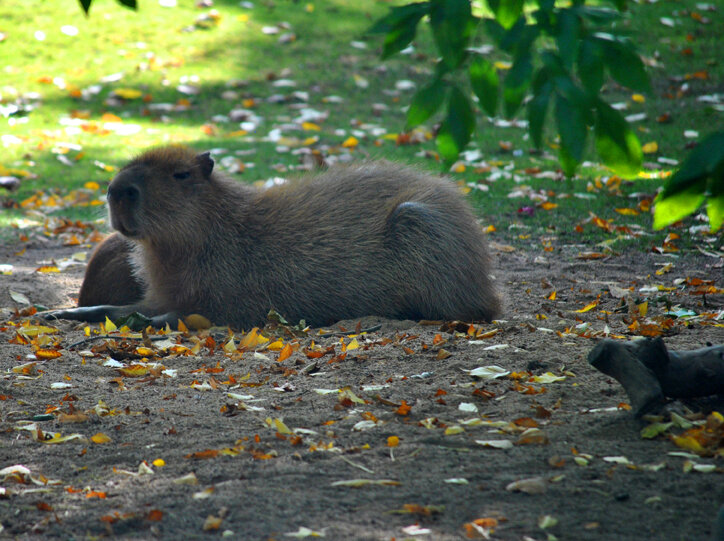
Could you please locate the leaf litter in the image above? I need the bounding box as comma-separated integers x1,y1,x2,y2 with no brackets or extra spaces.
1,1,723,539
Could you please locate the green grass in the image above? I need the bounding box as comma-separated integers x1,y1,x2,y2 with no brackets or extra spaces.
0,0,721,251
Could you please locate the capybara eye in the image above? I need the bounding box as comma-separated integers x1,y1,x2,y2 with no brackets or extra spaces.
173,171,191,180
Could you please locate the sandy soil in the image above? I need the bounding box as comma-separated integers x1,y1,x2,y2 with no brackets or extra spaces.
1,237,723,540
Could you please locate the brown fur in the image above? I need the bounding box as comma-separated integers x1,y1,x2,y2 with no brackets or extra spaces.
53,145,501,328
77,233,144,307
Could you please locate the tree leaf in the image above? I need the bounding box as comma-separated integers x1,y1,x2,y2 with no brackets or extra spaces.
555,92,587,164
653,184,706,230
593,99,642,178
407,78,447,129
487,0,524,30
469,56,499,117
555,8,580,69
707,192,723,231
503,54,532,118
430,0,476,69
117,0,137,8
558,142,579,178
660,132,724,197
436,85,475,165
78,0,92,14
579,6,621,24
655,131,724,230
528,73,552,148
596,35,651,93
369,3,429,59
578,38,605,95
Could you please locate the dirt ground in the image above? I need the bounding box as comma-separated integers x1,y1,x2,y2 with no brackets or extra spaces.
1,235,723,540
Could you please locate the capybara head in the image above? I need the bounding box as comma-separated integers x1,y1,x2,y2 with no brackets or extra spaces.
107,146,215,241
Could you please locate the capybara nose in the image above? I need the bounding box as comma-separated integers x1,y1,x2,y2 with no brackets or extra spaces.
108,182,140,205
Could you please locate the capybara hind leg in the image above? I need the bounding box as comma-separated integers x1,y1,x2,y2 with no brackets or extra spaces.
387,200,499,322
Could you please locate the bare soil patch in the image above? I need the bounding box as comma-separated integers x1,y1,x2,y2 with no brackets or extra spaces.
1,239,723,540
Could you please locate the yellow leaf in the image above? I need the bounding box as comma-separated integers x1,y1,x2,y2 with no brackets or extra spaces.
18,325,58,337
672,435,706,454
453,163,466,173
113,88,143,100
91,432,112,444
267,340,284,351
494,61,511,70
547,291,557,301
104,317,117,332
84,181,100,190
632,94,646,103
532,372,566,383
638,301,648,317
615,207,639,216
342,136,358,148
274,418,293,434
35,266,60,273
642,141,658,154
575,301,598,313
43,433,87,444
223,335,237,353
540,201,557,210
184,313,211,330
302,121,321,131
655,263,673,275
152,458,165,467
239,327,268,348
346,338,359,351
117,364,149,377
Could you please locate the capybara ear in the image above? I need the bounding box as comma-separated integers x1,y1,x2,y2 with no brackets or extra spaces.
196,152,214,178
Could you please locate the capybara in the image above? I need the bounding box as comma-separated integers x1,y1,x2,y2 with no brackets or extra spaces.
47,146,500,328
77,233,144,307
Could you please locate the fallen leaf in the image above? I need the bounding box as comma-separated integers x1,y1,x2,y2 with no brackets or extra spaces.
91,433,112,444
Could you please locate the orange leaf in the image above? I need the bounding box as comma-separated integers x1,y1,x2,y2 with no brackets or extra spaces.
147,509,163,521
86,491,107,499
277,343,293,362
101,112,123,122
35,349,62,360
186,449,219,459
396,401,411,416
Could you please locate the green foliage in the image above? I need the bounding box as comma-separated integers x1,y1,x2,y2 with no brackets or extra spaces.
407,78,447,128
371,0,651,171
654,132,724,232
469,56,499,117
593,99,643,178
436,84,475,163
368,3,429,59
78,0,136,15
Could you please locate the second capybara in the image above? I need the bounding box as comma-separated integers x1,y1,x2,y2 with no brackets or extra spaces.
77,233,144,307
48,146,501,328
